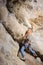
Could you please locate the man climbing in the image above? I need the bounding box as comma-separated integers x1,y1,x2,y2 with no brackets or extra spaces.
17,28,32,61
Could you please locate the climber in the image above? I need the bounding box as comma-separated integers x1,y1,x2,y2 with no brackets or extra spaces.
24,28,37,58
17,28,32,61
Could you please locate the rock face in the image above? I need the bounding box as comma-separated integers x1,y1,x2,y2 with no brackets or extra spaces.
0,0,43,65
13,0,43,54
0,5,27,38
29,16,43,54
0,23,43,65
0,23,19,55
0,23,27,65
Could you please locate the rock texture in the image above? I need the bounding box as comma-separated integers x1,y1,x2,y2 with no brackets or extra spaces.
0,0,43,65
13,0,43,54
0,5,27,38
0,23,26,65
0,23,43,65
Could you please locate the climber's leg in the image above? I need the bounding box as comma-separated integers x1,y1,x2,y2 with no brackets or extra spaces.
29,47,37,56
